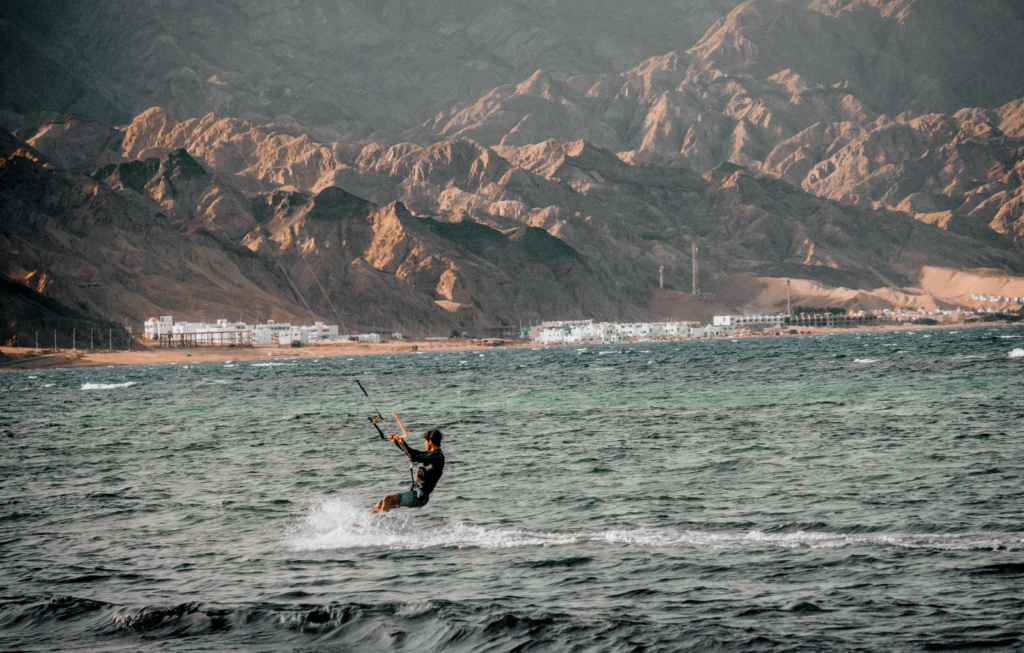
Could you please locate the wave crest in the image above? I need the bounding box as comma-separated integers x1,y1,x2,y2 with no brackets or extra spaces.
283,500,1024,552
80,382,136,390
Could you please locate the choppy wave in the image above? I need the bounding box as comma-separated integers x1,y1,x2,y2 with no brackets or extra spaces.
284,500,1024,552
80,382,136,390
1009,348,1024,358
0,594,738,653
854,358,878,364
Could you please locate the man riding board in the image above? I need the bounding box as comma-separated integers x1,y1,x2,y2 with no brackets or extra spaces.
371,428,445,513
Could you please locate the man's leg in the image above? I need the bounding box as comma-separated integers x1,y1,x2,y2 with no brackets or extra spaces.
370,493,402,513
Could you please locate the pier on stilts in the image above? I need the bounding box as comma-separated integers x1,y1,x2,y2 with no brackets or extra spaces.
158,330,252,348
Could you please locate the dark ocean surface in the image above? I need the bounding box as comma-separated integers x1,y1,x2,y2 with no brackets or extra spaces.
2,326,1024,651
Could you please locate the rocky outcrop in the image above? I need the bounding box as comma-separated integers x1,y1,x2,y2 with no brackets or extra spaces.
0,130,312,329
21,117,122,172
759,102,1024,251
119,108,348,191
247,186,639,332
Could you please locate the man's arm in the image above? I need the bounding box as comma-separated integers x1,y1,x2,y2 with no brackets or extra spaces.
392,436,431,463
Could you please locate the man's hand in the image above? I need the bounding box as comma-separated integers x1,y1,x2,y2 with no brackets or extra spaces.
388,433,405,443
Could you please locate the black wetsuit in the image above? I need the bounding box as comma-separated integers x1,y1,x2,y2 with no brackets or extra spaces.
395,440,445,506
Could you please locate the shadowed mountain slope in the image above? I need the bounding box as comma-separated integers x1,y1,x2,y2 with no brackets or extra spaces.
0,0,743,137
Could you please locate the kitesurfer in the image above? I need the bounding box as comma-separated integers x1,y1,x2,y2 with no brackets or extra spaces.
370,428,445,513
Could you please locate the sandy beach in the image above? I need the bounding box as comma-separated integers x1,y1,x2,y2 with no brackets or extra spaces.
2,320,1012,372
0,338,527,371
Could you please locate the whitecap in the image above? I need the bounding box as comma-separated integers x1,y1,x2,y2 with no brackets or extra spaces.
81,381,136,390
1010,348,1024,359
283,500,1024,553
854,359,878,364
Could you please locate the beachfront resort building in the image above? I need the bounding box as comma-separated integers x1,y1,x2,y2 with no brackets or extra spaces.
713,314,788,330
532,320,696,344
144,316,352,347
144,316,174,339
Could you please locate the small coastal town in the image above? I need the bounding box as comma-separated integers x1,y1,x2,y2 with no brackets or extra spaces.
138,303,1015,350
528,306,1010,344
3,303,1019,372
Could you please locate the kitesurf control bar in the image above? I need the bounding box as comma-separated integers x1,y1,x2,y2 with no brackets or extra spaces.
356,379,416,483
355,379,387,440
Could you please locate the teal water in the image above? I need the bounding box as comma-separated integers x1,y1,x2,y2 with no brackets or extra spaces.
2,326,1023,651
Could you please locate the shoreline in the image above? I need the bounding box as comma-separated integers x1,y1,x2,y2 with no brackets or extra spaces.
1,320,1016,372
0,338,530,371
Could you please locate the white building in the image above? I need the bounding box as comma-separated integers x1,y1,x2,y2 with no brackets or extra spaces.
251,321,293,344
532,320,695,344
165,318,250,345
147,316,342,345
305,322,339,342
713,314,787,331
144,316,173,339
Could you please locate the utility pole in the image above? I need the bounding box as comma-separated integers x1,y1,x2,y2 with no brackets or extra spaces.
54,330,58,351
35,331,38,350
72,327,76,351
109,329,112,351
692,242,698,295
787,278,792,316
659,265,664,290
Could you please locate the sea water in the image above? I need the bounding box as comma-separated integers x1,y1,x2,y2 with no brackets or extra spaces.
1,326,1023,651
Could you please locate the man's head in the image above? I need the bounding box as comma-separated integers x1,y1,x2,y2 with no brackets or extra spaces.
424,428,443,451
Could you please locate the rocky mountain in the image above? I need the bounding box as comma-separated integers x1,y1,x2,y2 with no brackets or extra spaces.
413,0,1024,251
419,0,1024,152
0,0,743,138
5,0,1024,332
5,110,1024,336
766,100,1024,251
0,127,314,333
